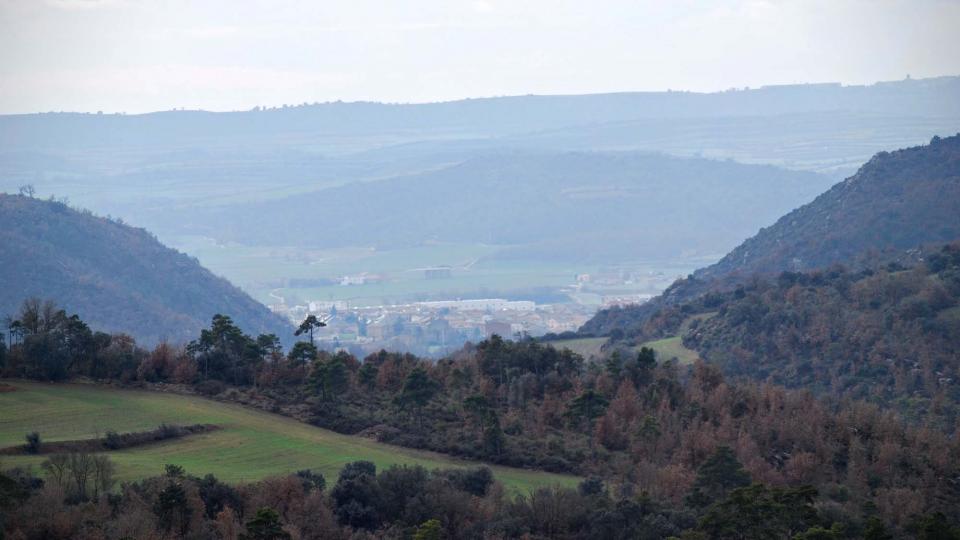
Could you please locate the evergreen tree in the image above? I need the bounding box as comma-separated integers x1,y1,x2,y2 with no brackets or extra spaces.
295,315,326,346
686,446,751,508
565,390,609,428
242,508,291,540
394,367,440,426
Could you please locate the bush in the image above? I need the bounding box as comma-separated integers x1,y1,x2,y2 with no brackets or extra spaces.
24,432,41,454
157,423,181,439
295,469,326,492
195,379,226,396
103,430,122,450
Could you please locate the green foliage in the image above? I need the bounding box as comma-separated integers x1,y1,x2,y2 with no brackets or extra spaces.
413,519,442,540
395,367,440,424
331,461,382,529
24,432,40,454
698,484,818,539
565,389,609,425
154,481,192,536
358,361,379,389
792,524,844,540
309,353,349,402
912,512,960,540
243,508,291,540
294,315,326,345
682,243,960,430
287,341,317,364
187,313,266,385
863,517,894,540
294,469,326,492
482,415,506,459
686,446,751,508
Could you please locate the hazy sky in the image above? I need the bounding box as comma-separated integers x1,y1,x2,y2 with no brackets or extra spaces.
0,0,958,114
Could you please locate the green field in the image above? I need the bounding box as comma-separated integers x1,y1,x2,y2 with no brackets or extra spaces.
638,312,715,365
639,336,700,365
168,236,695,308
549,337,608,359
0,381,576,492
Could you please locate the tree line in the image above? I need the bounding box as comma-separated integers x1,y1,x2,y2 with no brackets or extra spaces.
5,451,958,539
3,297,960,537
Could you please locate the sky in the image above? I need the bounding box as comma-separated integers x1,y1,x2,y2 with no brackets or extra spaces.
0,0,958,114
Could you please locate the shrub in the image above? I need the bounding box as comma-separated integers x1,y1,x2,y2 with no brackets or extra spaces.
295,469,326,492
157,423,181,439
103,430,122,450
24,432,41,454
195,379,226,396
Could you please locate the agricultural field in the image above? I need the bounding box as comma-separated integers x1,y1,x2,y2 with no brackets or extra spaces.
549,337,608,360
638,312,716,365
638,336,700,365
0,381,576,492
172,237,584,306
168,235,694,309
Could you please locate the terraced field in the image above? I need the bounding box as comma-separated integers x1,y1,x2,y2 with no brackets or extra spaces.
0,381,576,492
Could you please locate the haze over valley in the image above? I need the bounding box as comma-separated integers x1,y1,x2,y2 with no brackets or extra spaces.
3,2,960,537
2,77,958,354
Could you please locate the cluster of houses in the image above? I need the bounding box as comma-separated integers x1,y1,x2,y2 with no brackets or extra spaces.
274,298,594,357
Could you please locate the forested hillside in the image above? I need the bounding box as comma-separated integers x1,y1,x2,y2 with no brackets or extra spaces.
697,133,960,280
195,151,831,262
608,242,960,432
3,303,958,538
0,194,290,344
581,134,960,336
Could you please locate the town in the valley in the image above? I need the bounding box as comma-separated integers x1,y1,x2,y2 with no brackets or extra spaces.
266,267,676,356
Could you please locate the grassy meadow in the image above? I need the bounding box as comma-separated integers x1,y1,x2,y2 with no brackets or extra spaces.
638,336,700,365
638,312,716,365
549,337,608,360
0,381,576,492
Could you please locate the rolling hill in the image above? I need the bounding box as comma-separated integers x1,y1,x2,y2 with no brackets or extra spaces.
696,133,960,281
0,194,291,344
0,381,574,491
580,133,960,336
187,151,834,263
1,77,956,252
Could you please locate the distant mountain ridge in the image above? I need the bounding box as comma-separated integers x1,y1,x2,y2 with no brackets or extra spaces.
187,151,834,262
580,133,960,336
0,194,291,344
2,76,955,257
3,76,958,151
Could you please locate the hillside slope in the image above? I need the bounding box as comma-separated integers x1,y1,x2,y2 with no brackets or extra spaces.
598,242,960,430
0,194,290,344
581,134,960,335
193,151,833,262
685,243,960,429
696,133,960,280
